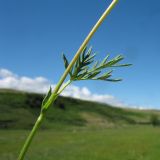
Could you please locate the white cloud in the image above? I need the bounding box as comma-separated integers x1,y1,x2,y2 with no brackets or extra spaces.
61,85,124,107
0,69,51,93
0,68,150,109
0,68,17,78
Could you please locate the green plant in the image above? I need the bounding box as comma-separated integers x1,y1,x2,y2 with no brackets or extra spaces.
18,0,131,159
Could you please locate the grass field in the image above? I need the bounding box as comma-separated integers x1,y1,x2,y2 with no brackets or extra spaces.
1,89,160,159
0,126,160,160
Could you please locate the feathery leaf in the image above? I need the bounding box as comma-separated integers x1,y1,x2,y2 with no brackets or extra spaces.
62,46,131,82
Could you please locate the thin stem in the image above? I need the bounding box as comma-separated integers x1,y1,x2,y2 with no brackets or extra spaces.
17,1,118,159
17,81,72,160
18,113,44,160
52,0,118,94
57,80,72,95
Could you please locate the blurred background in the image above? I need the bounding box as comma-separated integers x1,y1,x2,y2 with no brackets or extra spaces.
0,0,160,160
0,0,160,109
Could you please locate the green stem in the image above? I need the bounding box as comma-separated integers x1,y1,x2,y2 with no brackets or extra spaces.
17,1,118,159
52,0,118,94
57,80,72,95
18,113,44,160
17,81,71,160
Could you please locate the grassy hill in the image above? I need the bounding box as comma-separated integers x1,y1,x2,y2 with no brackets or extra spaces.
0,89,159,129
1,89,160,160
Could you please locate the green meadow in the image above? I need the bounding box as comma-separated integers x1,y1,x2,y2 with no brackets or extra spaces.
0,89,160,160
1,126,160,160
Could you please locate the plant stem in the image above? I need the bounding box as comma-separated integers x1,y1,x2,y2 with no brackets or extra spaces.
17,81,71,160
57,80,72,95
53,0,119,94
17,1,118,159
18,113,44,160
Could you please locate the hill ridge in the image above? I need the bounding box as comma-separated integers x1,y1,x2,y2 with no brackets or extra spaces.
0,89,158,129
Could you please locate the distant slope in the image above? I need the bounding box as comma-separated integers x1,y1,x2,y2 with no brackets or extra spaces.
0,89,158,129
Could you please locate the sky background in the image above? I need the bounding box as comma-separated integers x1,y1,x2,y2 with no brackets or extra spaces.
0,0,160,109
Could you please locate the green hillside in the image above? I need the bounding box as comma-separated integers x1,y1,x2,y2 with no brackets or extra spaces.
1,89,160,160
0,89,158,129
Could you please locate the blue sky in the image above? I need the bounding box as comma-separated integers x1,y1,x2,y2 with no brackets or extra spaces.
0,0,160,108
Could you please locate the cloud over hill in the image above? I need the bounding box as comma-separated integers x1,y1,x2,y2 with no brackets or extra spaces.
0,68,133,108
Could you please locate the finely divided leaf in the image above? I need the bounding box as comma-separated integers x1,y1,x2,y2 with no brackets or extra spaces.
106,78,122,82
62,46,131,83
100,55,109,66
97,70,112,80
62,53,69,69
62,53,72,77
112,63,132,67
